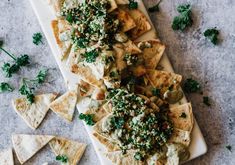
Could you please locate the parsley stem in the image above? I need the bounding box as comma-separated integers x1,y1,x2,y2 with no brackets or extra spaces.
0,47,16,60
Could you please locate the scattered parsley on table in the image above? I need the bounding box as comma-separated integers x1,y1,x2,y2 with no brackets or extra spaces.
183,78,201,93
172,4,193,31
203,96,211,106
19,69,48,104
0,82,14,93
226,145,232,152
32,32,43,45
56,155,68,163
148,0,162,12
204,28,219,45
79,113,95,126
0,47,30,77
129,0,138,10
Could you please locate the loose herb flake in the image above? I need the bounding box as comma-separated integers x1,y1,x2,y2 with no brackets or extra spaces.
0,40,4,47
203,96,211,106
129,0,138,10
152,88,161,97
0,82,14,93
204,28,219,45
79,113,95,126
183,78,201,93
148,0,162,12
226,145,232,152
56,155,68,163
180,112,187,118
172,4,193,31
82,49,99,63
32,33,43,45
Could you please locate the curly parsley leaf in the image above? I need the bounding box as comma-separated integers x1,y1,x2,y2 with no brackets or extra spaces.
36,69,48,84
32,33,43,45
204,28,219,45
0,82,14,93
148,0,162,12
79,113,95,126
203,96,211,106
19,80,35,104
111,117,125,129
0,47,30,77
183,78,201,93
129,0,138,10
56,155,68,163
172,4,193,31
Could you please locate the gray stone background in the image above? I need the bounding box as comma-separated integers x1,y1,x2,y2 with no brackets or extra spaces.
0,0,234,164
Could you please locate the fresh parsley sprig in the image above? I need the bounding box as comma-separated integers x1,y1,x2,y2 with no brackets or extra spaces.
56,155,68,163
172,4,193,31
32,33,43,45
0,82,14,93
19,69,48,104
204,28,219,45
148,0,162,12
0,47,30,77
79,113,95,126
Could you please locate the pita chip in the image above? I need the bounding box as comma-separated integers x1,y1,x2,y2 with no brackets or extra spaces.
168,128,191,147
0,148,14,165
12,93,57,129
116,9,136,32
51,19,72,60
169,103,194,132
115,0,129,5
136,40,165,69
104,150,145,165
126,9,152,40
12,134,54,164
50,90,78,122
49,137,86,165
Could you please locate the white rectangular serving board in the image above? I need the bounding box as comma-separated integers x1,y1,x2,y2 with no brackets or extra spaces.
29,0,207,164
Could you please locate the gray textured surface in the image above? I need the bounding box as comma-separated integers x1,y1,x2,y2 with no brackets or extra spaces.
0,0,234,164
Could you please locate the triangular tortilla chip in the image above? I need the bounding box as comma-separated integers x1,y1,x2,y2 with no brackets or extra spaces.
78,80,95,97
146,70,182,97
168,128,191,147
169,103,194,132
51,19,72,60
50,90,77,122
49,137,86,165
12,134,54,164
122,40,142,55
12,93,57,129
47,0,65,17
116,9,136,32
126,9,152,40
0,148,14,165
108,0,118,12
104,150,145,165
136,40,165,69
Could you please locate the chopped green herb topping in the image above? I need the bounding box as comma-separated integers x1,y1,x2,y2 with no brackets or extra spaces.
79,113,95,126
203,96,211,106
32,33,43,45
129,0,138,10
152,88,161,97
183,78,201,93
56,155,68,163
172,4,193,31
82,49,99,63
204,28,219,45
148,0,162,12
180,112,187,118
226,145,232,152
0,47,30,77
0,82,14,93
